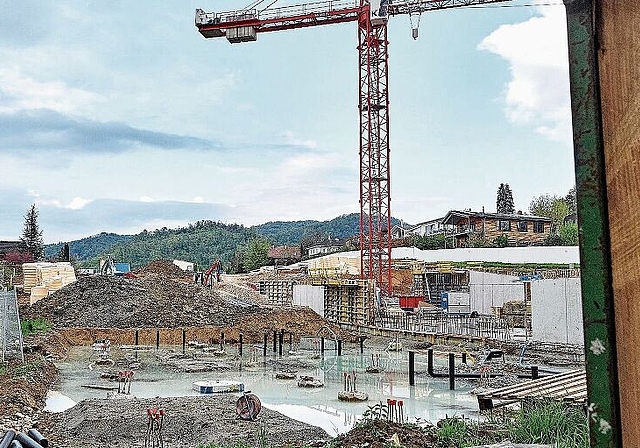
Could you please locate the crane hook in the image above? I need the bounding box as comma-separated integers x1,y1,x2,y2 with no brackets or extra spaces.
408,11,422,40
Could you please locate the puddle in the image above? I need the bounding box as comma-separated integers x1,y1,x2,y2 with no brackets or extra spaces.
49,346,481,436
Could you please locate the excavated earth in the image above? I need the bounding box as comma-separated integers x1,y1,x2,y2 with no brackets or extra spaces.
24,275,269,328
41,396,329,448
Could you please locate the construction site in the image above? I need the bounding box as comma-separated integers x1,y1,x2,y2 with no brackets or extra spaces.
2,0,638,446
0,249,587,447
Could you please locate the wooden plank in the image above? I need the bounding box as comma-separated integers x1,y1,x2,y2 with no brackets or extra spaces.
598,1,640,446
480,370,584,398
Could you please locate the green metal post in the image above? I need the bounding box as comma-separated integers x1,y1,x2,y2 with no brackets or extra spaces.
564,0,621,446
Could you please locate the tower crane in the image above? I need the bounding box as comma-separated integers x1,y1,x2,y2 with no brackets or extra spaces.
195,0,509,295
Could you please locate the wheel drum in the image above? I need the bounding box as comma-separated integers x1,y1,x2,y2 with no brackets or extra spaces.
236,394,262,420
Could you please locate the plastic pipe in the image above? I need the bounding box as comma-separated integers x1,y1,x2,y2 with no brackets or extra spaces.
26,430,48,448
0,430,16,448
15,433,42,448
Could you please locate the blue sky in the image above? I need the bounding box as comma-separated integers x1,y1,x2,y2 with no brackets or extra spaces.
0,0,574,243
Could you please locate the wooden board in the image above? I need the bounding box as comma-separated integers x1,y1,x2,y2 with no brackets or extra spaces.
598,1,640,445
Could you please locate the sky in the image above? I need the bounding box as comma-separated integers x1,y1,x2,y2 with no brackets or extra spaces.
0,0,575,243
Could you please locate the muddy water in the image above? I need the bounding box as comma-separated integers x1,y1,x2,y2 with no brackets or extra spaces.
47,346,480,436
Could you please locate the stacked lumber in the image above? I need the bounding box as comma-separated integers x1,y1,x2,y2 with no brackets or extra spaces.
307,255,360,277
22,262,77,304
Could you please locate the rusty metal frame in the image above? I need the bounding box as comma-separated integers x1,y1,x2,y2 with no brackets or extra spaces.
564,0,622,446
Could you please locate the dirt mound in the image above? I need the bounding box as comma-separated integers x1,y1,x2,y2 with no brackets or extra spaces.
0,352,58,432
44,395,328,448
391,268,414,296
332,419,437,448
26,275,268,329
134,259,189,279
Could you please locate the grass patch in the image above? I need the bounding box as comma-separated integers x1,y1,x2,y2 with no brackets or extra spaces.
508,400,589,448
21,318,51,337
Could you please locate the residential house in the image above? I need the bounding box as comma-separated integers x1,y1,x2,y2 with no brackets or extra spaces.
0,241,21,258
442,210,552,248
408,218,451,237
307,239,345,257
267,245,302,266
390,222,413,239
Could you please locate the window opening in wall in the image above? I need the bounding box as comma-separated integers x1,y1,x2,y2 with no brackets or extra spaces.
497,220,511,231
517,221,528,232
533,221,544,233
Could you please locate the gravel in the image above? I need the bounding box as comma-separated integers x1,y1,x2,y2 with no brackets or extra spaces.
45,395,329,448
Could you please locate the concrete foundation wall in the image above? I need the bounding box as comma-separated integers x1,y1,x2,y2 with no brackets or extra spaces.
293,284,325,316
531,278,583,345
469,271,524,314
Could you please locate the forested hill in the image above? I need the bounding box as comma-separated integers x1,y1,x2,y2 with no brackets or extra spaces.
44,214,406,269
45,221,258,269
252,213,404,245
45,233,131,262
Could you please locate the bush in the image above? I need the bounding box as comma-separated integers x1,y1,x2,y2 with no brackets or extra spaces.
493,234,509,248
21,318,51,337
558,222,578,246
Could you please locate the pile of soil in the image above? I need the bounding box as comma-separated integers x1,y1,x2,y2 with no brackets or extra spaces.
332,419,437,448
43,395,329,448
23,275,342,342
134,259,189,280
391,269,415,296
25,275,268,328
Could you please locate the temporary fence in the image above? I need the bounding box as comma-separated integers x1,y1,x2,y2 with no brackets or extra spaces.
375,309,511,341
1,288,24,362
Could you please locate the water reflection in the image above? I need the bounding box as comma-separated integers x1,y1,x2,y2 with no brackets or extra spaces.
48,346,480,436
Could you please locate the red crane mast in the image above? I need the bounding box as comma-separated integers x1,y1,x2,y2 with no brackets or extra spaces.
196,0,509,295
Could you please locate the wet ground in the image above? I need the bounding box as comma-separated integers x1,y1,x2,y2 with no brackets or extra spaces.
47,344,481,436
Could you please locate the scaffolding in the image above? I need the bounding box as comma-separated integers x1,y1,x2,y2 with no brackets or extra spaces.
308,278,375,326
258,280,296,307
1,288,24,363
411,263,470,305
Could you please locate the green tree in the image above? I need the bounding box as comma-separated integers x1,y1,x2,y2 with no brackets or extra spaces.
565,185,577,216
529,194,569,228
243,238,271,271
20,204,44,260
497,183,515,214
558,222,579,246
414,233,446,250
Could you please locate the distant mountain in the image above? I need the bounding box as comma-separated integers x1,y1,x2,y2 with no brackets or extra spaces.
44,214,407,268
252,213,404,245
45,221,258,269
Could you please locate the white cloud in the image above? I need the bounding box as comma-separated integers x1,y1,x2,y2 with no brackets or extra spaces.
0,66,101,114
139,196,154,202
478,6,572,142
67,197,92,210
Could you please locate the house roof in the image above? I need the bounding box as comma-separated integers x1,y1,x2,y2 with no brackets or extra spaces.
0,241,21,257
443,210,552,225
268,246,301,259
410,217,445,228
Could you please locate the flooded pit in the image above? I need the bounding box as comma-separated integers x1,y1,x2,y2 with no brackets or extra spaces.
47,345,481,436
